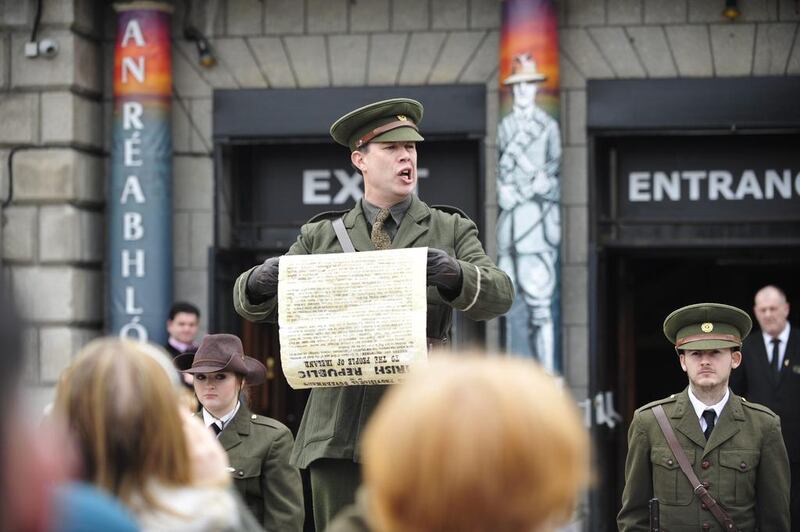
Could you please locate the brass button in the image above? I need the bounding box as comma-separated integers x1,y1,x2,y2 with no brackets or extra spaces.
740,462,747,470
251,414,257,420
667,458,674,466
702,523,711,530
238,470,244,477
701,460,711,469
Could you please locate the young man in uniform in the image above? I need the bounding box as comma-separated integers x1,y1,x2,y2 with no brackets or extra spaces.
618,303,790,531
232,98,514,530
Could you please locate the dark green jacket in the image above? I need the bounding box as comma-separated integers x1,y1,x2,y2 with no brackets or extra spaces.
233,197,514,467
618,388,790,531
218,404,304,532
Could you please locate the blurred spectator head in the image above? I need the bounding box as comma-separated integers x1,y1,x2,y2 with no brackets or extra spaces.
166,302,201,345
53,339,192,508
362,355,590,532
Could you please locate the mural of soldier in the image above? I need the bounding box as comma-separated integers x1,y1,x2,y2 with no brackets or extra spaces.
497,53,562,371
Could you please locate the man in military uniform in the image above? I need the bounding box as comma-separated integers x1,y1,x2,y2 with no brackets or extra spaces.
233,98,514,530
618,303,790,531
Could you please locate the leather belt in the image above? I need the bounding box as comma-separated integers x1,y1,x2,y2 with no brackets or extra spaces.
355,120,418,148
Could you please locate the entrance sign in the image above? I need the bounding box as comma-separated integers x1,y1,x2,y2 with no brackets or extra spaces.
109,2,173,343
278,248,428,389
497,0,562,372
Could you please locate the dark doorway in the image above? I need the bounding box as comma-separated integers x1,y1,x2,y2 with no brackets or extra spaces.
594,246,800,529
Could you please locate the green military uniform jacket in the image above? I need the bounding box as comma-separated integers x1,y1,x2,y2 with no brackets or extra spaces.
618,388,790,531
233,197,514,468
217,404,304,532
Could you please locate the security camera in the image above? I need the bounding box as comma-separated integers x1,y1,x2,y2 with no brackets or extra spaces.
38,39,59,58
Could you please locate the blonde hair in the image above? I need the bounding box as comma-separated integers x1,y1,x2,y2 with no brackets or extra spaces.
362,354,590,532
53,338,192,509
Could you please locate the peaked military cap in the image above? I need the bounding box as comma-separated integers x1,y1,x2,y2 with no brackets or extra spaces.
663,303,752,351
330,98,424,151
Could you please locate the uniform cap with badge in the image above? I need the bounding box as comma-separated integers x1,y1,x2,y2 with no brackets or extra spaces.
330,98,424,151
663,302,752,352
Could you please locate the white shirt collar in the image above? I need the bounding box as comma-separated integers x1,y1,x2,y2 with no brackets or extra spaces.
761,321,790,345
687,386,729,424
202,401,240,431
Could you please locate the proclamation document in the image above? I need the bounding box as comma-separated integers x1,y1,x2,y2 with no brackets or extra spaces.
278,247,428,389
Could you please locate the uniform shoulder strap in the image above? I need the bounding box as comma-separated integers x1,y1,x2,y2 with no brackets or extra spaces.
652,405,739,532
332,217,355,253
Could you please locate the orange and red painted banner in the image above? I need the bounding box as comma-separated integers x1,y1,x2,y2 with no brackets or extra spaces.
109,2,173,344
496,0,563,371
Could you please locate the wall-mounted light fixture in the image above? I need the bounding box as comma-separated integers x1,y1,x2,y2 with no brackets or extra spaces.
722,0,741,20
184,26,216,68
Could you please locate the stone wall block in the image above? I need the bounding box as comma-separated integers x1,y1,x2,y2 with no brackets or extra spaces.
13,149,103,205
175,41,237,89
190,98,212,153
566,0,606,26
690,0,777,22
398,32,446,84
350,0,389,32
307,0,348,33
249,37,297,88
665,25,714,76
39,326,99,383
560,28,615,79
172,96,191,153
644,0,687,23
2,206,37,261
626,26,679,77
566,90,586,146
428,31,484,84
329,35,368,86
173,211,190,268
214,38,267,88
711,24,756,76
470,0,500,29
226,0,263,36
367,33,408,85
172,44,213,98
264,0,305,34
1,1,32,25
589,27,647,77
41,91,103,148
779,0,800,20
173,156,213,211
753,23,796,74
190,211,213,269
459,31,498,83
432,0,468,29
284,36,330,87
0,35,8,89
786,29,800,73
562,265,588,325
608,0,643,24
566,205,587,264
21,327,38,384
565,324,589,388
392,0,430,31
12,266,102,323
0,93,38,143
175,270,209,333
562,146,588,205
560,54,586,89
39,205,103,263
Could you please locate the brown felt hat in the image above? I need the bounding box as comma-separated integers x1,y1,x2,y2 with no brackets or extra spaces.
175,333,267,386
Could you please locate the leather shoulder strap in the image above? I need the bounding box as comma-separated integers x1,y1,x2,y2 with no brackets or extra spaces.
652,405,739,532
332,217,355,253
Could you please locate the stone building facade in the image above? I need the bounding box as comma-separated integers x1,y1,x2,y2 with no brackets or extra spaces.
2,1,799,523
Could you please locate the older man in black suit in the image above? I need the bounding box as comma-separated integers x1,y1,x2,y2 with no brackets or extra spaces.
731,285,800,530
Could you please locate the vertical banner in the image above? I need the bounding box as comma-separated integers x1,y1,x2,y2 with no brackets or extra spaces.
496,0,562,372
109,2,173,344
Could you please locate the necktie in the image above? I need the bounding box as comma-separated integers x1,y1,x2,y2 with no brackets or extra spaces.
211,423,222,436
771,337,781,376
702,410,716,440
371,208,392,250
